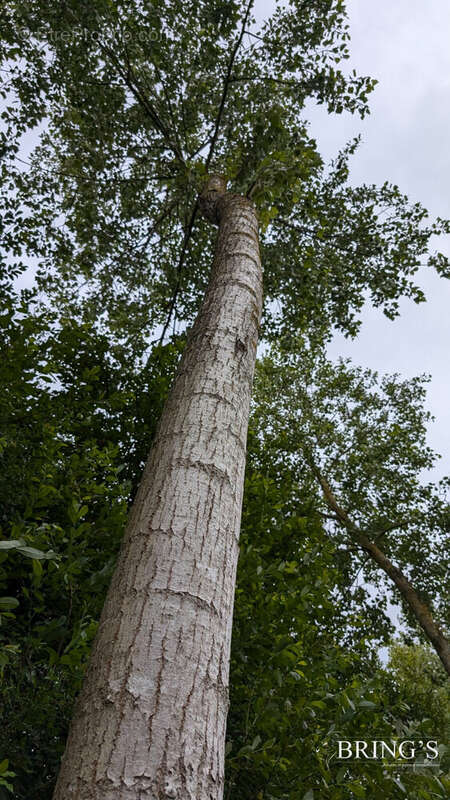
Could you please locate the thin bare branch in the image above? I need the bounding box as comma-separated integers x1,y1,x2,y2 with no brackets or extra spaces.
205,0,254,171
158,200,200,346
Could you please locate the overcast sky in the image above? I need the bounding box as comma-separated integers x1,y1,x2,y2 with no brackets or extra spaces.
260,0,450,478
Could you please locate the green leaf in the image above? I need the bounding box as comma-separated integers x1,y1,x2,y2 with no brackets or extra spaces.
0,597,19,610
349,784,366,798
0,539,24,550
392,777,406,794
16,545,54,560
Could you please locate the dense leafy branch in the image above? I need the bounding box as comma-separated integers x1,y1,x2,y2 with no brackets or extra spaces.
253,342,450,657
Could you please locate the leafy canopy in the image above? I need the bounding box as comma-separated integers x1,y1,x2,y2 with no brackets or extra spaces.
1,0,449,350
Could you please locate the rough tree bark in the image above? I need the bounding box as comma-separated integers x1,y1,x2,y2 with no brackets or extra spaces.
53,176,263,800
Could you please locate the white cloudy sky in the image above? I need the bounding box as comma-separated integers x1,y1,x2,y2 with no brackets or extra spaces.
258,0,450,479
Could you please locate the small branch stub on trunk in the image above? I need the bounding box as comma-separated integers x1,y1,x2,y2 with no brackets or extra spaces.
199,174,228,224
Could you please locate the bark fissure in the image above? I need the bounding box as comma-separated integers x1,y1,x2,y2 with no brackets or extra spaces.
173,457,235,490
149,587,222,617
53,175,263,800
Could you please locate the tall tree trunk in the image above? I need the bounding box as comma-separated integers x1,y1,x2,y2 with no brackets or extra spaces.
53,176,263,800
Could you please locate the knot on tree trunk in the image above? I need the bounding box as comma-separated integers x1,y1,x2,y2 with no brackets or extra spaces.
199,174,228,225
199,174,257,227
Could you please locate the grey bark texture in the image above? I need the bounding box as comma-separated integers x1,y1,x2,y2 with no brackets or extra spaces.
53,177,263,800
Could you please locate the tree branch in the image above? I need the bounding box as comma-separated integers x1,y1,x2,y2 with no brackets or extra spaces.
308,457,450,676
205,0,254,171
157,0,254,344
157,200,199,346
99,38,185,167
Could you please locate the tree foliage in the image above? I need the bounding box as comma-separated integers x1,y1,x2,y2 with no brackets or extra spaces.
2,0,449,348
254,341,450,638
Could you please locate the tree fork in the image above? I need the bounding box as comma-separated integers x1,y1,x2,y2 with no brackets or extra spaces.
53,176,263,799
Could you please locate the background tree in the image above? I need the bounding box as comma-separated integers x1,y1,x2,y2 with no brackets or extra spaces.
253,341,450,671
